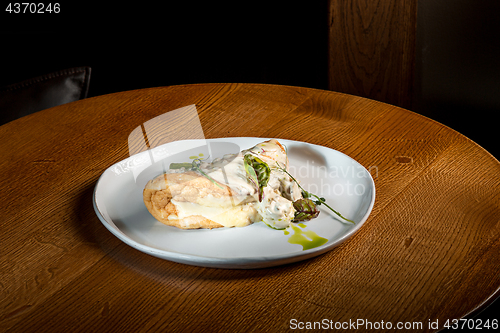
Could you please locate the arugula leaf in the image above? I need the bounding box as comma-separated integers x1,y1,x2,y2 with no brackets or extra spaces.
243,154,270,202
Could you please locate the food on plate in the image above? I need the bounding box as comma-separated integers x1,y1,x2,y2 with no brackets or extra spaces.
143,139,353,230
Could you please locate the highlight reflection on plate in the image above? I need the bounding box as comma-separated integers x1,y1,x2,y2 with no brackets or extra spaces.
93,138,375,269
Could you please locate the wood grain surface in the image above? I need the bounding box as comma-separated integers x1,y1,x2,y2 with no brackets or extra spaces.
328,0,418,109
1,83,499,332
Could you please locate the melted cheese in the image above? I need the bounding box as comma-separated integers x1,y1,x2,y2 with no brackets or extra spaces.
171,199,259,228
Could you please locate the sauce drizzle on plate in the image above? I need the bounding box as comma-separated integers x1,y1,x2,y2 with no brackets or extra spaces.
285,224,328,250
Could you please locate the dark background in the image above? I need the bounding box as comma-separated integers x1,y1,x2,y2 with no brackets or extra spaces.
1,0,499,327
0,3,329,96
1,1,499,160
415,0,500,160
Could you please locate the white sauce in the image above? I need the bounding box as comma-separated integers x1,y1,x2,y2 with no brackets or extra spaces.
170,140,302,229
205,152,256,197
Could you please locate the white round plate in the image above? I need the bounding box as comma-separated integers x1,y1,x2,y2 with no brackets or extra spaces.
93,138,375,269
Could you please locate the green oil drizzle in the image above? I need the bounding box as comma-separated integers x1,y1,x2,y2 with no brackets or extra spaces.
189,153,205,159
286,224,328,251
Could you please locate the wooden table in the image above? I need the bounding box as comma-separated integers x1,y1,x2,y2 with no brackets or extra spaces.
1,83,499,332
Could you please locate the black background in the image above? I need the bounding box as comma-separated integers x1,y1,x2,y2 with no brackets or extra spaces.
0,3,329,96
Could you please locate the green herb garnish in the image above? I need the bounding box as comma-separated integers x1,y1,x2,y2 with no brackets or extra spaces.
275,162,355,224
243,154,270,202
191,158,224,189
169,162,194,169
293,198,320,222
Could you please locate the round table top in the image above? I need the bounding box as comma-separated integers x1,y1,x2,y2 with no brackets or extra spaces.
1,83,499,332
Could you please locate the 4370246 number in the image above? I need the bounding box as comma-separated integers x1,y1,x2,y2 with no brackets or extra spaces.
5,3,60,14
444,318,498,330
